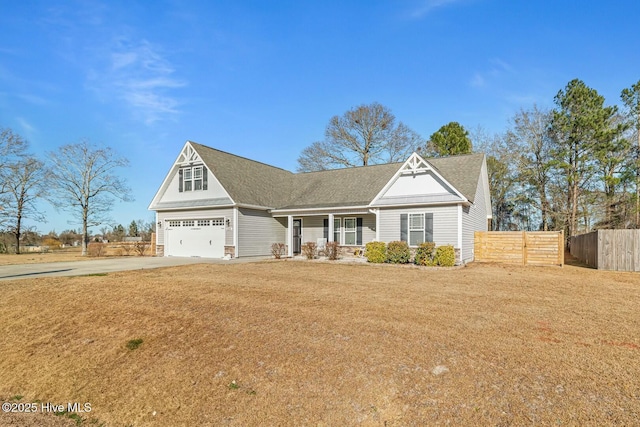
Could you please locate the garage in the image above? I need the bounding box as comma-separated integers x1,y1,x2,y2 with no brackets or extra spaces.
165,218,225,258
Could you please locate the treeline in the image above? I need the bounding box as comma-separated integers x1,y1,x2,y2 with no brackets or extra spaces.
0,220,154,254
475,78,640,241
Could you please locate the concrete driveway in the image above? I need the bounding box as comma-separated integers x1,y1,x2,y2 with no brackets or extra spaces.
0,256,268,281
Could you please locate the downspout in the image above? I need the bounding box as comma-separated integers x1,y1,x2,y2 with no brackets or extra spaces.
368,208,380,241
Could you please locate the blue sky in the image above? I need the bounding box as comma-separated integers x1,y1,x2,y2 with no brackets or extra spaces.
1,0,639,234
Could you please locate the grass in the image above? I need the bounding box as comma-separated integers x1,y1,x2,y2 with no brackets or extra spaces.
0,260,638,426
125,339,143,350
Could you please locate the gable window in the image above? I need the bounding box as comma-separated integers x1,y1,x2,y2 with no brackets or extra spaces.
183,168,192,191
179,165,208,192
401,213,433,246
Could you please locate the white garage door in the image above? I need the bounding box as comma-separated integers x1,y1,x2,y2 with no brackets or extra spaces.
165,219,225,258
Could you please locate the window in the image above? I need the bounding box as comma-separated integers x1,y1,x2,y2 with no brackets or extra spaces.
193,166,203,190
183,220,195,227
183,168,192,191
197,219,210,227
179,165,207,192
344,218,356,245
333,218,341,244
409,213,425,246
212,218,224,226
168,220,181,227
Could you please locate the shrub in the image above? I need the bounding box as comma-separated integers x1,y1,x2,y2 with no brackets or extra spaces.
87,243,105,257
271,243,286,259
365,241,386,263
301,241,317,259
386,241,411,264
434,245,456,267
42,237,62,250
415,242,436,266
134,241,149,256
325,241,340,260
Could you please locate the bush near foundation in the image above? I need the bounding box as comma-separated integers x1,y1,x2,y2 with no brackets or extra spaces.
325,241,340,260
386,241,411,264
415,242,436,266
434,245,456,267
365,241,386,263
271,243,286,259
301,242,317,259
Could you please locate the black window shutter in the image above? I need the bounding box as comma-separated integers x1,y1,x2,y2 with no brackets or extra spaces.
178,169,183,192
400,214,408,242
323,219,328,240
203,167,208,190
356,218,363,245
425,213,433,242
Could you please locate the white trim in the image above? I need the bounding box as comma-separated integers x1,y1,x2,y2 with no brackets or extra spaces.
370,152,469,206
270,205,370,215
287,215,293,257
369,208,380,241
457,204,463,250
328,214,334,242
233,207,239,257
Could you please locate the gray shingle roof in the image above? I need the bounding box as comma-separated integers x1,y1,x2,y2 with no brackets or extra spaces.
189,141,484,209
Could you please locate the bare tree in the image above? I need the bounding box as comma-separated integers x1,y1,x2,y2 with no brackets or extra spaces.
508,106,555,230
297,102,423,171
47,140,133,256
0,128,29,226
0,156,47,254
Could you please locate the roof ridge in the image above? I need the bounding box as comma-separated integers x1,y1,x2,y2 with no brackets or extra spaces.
188,140,293,174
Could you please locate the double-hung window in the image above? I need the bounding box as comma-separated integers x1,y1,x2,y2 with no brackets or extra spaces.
179,165,207,192
183,168,193,191
333,218,341,243
409,213,425,246
344,218,356,245
193,166,203,190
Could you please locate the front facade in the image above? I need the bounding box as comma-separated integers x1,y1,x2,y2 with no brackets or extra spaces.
149,141,491,263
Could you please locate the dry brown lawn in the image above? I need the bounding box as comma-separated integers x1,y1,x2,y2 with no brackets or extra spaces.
0,245,150,266
0,248,86,265
0,259,638,426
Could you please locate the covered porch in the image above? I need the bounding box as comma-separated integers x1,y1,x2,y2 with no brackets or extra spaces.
272,208,379,257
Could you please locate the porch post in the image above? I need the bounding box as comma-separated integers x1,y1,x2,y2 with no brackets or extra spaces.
328,213,334,242
287,215,293,257
374,209,380,241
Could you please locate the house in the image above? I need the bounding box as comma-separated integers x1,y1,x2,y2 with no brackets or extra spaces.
148,141,491,262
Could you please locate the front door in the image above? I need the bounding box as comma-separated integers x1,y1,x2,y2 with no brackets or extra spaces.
293,219,302,255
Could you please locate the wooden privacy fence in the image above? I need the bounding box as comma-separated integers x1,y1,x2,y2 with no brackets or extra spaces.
570,230,640,271
474,231,564,266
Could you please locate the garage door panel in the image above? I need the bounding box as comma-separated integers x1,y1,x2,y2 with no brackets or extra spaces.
165,218,225,258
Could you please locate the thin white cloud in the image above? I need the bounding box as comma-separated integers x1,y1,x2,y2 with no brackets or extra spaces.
89,39,187,125
408,0,465,18
470,73,486,88
470,58,514,89
16,117,37,136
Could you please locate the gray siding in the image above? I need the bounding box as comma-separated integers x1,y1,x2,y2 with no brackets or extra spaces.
238,208,286,257
300,215,376,246
461,164,489,262
379,205,458,246
157,208,234,246
300,216,324,244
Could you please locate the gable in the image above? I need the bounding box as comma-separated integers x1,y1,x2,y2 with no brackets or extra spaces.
371,153,467,207
148,142,234,210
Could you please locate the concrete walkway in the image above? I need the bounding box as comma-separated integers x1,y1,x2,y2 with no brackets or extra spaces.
0,256,269,281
